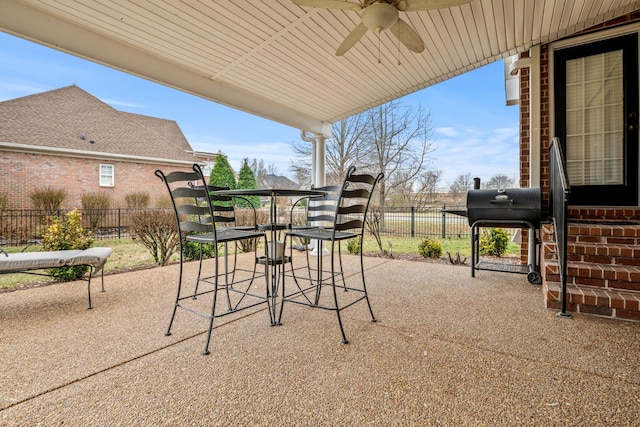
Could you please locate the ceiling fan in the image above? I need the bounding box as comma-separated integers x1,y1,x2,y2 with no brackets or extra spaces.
292,0,473,56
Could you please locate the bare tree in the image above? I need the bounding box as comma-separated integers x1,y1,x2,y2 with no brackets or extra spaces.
250,159,268,188
365,100,433,208
483,174,516,189
412,169,443,206
387,168,441,207
290,114,371,186
448,172,474,203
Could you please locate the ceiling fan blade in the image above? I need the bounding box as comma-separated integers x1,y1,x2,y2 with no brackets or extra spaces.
402,0,473,11
390,19,425,53
336,22,368,56
292,0,363,10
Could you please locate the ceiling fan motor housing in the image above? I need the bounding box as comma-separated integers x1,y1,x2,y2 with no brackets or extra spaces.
362,2,399,33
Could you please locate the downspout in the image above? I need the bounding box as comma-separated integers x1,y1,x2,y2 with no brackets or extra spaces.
510,45,541,186
510,45,541,269
529,45,541,188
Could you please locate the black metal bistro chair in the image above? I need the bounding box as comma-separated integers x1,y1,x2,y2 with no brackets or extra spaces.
288,185,342,291
279,166,383,344
156,164,267,355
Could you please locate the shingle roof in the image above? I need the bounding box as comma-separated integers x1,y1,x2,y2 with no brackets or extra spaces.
0,85,197,162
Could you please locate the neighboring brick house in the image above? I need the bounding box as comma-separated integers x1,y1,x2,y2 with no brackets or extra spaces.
513,12,640,321
0,85,215,209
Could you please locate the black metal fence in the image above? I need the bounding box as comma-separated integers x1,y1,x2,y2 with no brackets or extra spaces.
0,208,141,246
0,205,470,247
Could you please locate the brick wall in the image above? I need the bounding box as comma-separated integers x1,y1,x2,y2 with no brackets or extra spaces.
523,13,640,216
0,151,193,209
518,14,640,262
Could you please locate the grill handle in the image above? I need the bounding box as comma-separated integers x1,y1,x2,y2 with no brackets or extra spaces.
490,199,514,205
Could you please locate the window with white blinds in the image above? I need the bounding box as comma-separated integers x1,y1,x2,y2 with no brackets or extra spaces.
565,50,624,185
100,164,114,187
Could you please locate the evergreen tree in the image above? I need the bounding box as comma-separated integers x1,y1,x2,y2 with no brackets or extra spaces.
209,153,237,190
209,153,236,207
236,158,260,208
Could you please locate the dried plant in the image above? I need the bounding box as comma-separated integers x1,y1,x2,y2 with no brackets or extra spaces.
130,209,180,266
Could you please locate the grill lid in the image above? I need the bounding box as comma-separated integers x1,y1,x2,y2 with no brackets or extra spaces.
466,188,541,227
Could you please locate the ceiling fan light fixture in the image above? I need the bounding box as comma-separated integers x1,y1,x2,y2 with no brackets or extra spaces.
361,2,398,33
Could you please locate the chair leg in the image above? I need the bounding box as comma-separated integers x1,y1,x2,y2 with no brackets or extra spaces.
202,254,221,355
330,241,348,344
360,250,376,323
165,249,185,337
192,243,204,298
86,266,94,310
337,243,347,291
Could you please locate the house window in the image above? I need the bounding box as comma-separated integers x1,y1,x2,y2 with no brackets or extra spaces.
100,164,114,187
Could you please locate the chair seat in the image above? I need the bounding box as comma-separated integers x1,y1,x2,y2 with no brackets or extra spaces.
257,223,289,231
285,227,357,242
187,228,263,244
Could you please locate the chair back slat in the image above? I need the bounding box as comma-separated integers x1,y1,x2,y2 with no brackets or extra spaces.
346,173,376,185
335,219,363,231
337,204,366,215
158,170,200,184
342,188,370,199
213,216,235,224
307,213,335,223
177,204,209,216
179,221,212,233
172,186,207,199
211,204,234,211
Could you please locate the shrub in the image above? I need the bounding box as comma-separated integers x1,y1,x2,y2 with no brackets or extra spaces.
30,187,66,216
81,192,110,229
418,237,442,259
155,197,173,209
365,205,385,255
42,209,94,281
347,236,362,254
0,193,7,209
479,228,510,257
125,192,150,209
182,240,217,260
129,209,180,266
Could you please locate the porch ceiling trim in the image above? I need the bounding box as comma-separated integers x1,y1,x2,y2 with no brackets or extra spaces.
1,0,639,134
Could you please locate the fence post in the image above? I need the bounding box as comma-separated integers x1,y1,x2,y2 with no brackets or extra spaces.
118,208,121,239
441,204,446,239
410,206,415,238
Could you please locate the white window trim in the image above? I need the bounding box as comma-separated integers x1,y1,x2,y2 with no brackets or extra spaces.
549,23,640,145
100,163,114,187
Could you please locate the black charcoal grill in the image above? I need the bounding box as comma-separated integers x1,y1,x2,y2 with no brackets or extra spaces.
466,187,542,284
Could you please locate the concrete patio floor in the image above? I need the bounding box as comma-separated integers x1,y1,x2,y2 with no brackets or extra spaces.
1,252,639,425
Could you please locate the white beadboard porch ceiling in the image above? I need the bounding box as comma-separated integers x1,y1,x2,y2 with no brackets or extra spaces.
1,0,640,135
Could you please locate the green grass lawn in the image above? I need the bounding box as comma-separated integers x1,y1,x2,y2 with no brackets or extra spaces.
0,235,520,291
361,235,519,258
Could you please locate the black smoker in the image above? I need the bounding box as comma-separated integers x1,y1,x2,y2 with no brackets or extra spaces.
466,185,542,284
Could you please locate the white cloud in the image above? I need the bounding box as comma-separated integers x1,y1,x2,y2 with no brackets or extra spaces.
430,126,520,188
102,98,145,109
189,135,295,178
435,127,460,137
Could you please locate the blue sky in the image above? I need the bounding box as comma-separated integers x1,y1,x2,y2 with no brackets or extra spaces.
0,32,519,188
